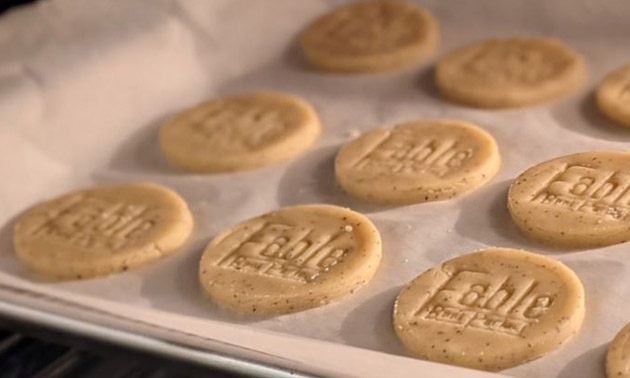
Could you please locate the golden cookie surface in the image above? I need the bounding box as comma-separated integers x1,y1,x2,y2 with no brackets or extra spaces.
160,92,321,173
436,38,585,108
14,183,193,279
394,248,584,371
335,120,500,205
508,151,630,247
300,0,439,73
597,65,630,127
199,205,382,314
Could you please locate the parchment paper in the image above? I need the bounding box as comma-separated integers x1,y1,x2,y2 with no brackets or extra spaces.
1,0,630,377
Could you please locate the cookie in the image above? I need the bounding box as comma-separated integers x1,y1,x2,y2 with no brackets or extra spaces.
13,183,193,280
508,151,630,247
334,120,500,205
436,38,585,108
160,92,321,173
394,248,585,371
300,0,439,73
607,323,630,378
596,65,630,127
199,205,382,314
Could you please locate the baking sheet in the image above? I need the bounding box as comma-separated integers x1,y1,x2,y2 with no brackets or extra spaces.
1,0,630,377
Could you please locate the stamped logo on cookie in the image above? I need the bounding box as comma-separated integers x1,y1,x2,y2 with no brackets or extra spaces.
462,41,572,85
199,204,382,314
218,222,352,282
436,38,584,108
30,195,156,251
14,183,193,279
310,2,423,55
393,248,584,371
415,270,553,337
508,151,630,247
160,92,321,173
299,0,439,73
335,120,499,205
353,131,473,177
531,164,630,221
191,102,290,150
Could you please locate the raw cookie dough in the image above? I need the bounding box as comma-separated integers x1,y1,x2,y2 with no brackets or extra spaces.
596,65,630,127
13,183,193,280
436,38,585,108
299,0,439,73
508,151,630,247
607,322,630,378
394,248,585,371
335,120,500,205
199,205,382,314
160,92,321,173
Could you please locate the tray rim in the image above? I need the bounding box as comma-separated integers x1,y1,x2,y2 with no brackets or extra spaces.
0,280,511,378
0,299,314,378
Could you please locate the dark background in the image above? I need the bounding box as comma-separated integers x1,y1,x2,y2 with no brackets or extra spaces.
0,0,36,14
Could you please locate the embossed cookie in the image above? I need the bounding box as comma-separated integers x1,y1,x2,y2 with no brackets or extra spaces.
394,248,585,371
508,151,630,247
607,323,630,378
160,92,321,172
597,65,630,127
13,183,193,279
335,120,500,205
436,38,585,108
199,205,382,314
299,0,439,73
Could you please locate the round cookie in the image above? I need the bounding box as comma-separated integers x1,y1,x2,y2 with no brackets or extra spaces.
394,248,585,371
299,0,439,73
508,151,630,248
199,205,382,314
334,120,500,205
596,65,630,127
13,183,193,280
607,323,630,378
436,38,585,108
160,92,321,173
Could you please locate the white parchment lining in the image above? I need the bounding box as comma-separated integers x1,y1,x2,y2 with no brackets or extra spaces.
1,1,630,377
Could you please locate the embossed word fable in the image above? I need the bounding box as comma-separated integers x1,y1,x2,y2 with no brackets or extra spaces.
335,120,500,205
509,151,630,247
393,248,585,371
13,183,193,279
199,204,382,314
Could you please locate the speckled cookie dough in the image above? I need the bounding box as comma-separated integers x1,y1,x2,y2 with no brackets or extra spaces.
334,120,500,205
607,322,630,378
160,91,321,173
597,65,630,128
199,205,382,315
13,183,193,280
508,151,630,247
394,248,585,371
436,38,585,108
299,0,439,73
